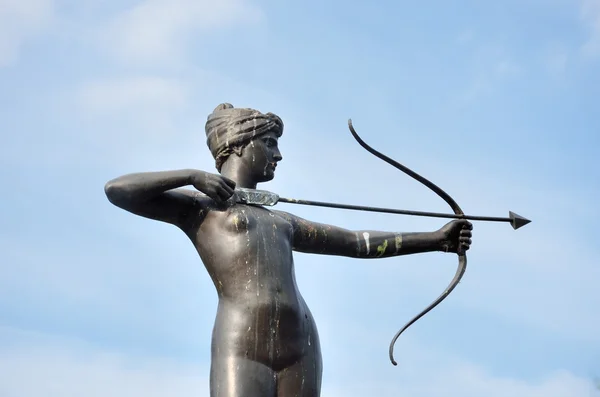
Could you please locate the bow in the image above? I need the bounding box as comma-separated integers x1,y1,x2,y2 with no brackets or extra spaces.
347,119,466,366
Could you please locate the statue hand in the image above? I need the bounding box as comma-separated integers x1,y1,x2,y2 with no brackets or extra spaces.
191,170,236,203
438,220,473,254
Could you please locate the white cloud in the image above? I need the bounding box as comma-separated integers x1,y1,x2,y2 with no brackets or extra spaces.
324,370,593,397
452,47,521,107
0,326,594,397
78,76,188,115
494,59,521,77
544,44,569,76
581,0,600,58
0,0,54,66
100,0,263,65
63,70,310,168
0,327,209,397
423,369,588,397
75,75,189,139
456,58,520,105
456,29,475,45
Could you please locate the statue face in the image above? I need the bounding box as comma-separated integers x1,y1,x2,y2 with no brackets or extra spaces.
242,131,282,182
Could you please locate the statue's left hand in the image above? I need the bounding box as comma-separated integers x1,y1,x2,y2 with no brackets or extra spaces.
438,220,473,254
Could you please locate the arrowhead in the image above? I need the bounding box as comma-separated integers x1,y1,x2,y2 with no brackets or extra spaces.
509,211,531,230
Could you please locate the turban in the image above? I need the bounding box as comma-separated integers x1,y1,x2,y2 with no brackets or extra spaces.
205,103,284,170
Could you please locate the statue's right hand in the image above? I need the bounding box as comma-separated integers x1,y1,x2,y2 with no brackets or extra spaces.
190,171,236,202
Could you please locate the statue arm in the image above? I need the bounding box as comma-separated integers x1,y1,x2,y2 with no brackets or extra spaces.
104,169,207,227
276,211,443,258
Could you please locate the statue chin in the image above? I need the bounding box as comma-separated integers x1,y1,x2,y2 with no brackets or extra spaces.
259,170,276,182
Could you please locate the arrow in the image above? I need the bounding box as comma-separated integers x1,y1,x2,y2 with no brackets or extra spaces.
234,188,531,230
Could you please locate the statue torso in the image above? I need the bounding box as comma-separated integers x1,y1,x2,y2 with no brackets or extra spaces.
185,203,319,369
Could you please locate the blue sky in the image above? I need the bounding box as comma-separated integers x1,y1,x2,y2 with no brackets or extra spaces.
1,0,600,395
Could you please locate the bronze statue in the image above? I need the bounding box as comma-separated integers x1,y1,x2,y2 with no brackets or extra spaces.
105,103,473,397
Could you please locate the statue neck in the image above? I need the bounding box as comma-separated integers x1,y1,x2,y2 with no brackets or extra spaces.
219,160,257,189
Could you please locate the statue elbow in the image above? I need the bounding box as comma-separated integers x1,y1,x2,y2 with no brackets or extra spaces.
104,178,131,207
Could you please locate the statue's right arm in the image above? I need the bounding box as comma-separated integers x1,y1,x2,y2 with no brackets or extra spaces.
104,169,235,227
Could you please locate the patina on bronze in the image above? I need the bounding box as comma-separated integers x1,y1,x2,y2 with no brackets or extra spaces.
105,103,474,397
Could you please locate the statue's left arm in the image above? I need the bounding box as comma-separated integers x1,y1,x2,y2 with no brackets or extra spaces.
275,211,472,258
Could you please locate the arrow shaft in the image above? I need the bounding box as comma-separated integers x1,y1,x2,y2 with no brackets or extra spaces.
278,197,510,224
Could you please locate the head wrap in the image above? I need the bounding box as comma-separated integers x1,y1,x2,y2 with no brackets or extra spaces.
205,103,284,170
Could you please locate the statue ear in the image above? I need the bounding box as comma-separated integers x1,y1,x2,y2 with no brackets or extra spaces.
213,103,234,112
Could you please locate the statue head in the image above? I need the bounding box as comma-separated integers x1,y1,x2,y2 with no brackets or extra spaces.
205,103,284,182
